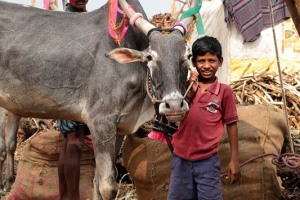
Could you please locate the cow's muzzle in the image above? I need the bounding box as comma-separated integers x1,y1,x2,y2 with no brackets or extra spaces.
158,92,189,123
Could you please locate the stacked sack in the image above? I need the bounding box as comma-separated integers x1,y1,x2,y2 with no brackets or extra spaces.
6,129,95,200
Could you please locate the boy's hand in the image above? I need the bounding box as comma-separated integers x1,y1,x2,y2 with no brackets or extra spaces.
185,70,199,102
188,70,198,93
227,159,241,184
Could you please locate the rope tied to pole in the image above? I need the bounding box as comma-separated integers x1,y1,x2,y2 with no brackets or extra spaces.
267,0,294,153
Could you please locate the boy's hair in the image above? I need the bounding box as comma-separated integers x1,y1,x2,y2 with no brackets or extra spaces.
192,36,222,61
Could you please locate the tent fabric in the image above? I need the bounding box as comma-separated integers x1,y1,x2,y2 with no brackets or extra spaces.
224,0,290,42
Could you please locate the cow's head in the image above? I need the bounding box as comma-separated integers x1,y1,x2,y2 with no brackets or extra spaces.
106,0,194,123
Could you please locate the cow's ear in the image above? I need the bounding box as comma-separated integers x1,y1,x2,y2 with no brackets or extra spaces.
106,48,145,63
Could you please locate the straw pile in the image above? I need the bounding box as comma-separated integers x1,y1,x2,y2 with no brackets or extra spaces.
150,13,177,29
230,71,300,132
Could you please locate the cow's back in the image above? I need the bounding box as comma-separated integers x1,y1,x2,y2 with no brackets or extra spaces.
0,2,107,118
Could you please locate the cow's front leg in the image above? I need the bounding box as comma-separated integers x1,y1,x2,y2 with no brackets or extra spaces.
5,112,19,192
91,121,118,200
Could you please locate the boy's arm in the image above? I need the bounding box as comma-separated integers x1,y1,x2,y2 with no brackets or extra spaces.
226,122,241,184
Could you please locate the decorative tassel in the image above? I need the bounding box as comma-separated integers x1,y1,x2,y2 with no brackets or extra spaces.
43,0,50,10
108,0,129,46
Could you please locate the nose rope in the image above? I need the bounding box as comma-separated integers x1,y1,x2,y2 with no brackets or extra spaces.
183,81,194,98
146,69,194,105
146,69,162,105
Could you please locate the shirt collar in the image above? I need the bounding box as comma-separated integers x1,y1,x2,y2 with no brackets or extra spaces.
206,77,221,95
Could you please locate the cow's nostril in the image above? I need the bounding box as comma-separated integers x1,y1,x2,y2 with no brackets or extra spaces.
180,101,184,108
166,102,170,109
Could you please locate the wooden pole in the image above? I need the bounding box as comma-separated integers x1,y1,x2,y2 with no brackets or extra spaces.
285,0,300,35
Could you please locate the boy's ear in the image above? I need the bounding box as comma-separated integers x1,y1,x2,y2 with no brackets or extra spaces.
219,57,224,66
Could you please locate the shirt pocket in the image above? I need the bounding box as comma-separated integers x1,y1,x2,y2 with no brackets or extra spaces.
198,100,220,113
206,101,220,114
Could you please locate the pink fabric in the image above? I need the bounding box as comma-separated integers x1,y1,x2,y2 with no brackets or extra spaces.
43,0,50,9
148,130,173,145
108,0,128,45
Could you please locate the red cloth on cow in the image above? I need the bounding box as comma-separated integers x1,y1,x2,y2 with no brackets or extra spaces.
148,130,173,145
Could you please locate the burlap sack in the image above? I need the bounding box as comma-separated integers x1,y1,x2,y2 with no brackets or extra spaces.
6,129,95,200
122,105,288,200
220,105,287,200
122,136,172,200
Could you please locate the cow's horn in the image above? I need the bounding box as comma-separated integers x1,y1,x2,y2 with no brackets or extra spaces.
118,0,155,35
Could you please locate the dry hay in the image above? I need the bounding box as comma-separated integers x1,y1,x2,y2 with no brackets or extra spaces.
150,13,177,29
149,13,196,42
230,70,300,132
115,173,137,200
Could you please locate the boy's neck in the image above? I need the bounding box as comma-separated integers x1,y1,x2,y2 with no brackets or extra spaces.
198,76,216,92
199,76,216,84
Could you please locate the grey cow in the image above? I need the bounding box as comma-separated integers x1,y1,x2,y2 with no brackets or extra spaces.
0,0,193,199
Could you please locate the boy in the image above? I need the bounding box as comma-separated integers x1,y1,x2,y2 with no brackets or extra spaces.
168,36,241,200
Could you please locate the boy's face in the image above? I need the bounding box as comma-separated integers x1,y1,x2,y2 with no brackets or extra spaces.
193,52,223,82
